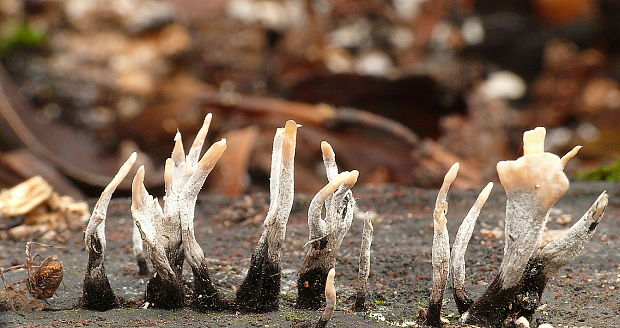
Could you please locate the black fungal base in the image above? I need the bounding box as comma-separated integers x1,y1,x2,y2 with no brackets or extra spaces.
235,244,281,313
425,302,445,327
508,259,548,322
81,237,118,311
145,274,184,309
136,255,149,276
464,259,550,327
352,290,367,312
296,267,329,310
453,288,474,314
80,268,118,311
192,264,230,311
463,276,520,327
315,319,328,328
417,302,447,327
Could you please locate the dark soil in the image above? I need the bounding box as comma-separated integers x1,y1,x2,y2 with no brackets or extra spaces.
1,182,619,327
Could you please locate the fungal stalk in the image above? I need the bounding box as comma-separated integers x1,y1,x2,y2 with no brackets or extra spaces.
507,190,607,322
316,268,336,328
353,212,374,312
417,166,493,326
418,163,458,327
451,182,493,313
132,223,149,275
180,138,229,311
296,141,358,309
235,120,298,313
81,152,136,310
460,127,608,326
131,114,228,309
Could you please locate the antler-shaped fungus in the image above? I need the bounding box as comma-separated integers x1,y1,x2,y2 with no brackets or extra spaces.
296,141,358,309
81,152,136,310
418,164,493,327
131,114,228,309
235,120,298,313
460,127,608,326
451,181,493,313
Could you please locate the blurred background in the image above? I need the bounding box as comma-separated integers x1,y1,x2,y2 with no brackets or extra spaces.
1,0,620,203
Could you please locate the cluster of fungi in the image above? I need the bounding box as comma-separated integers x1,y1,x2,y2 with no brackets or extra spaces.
419,127,608,327
79,114,372,327
2,114,608,328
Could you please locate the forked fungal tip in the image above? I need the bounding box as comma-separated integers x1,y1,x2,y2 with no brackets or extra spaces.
444,163,459,184
347,170,360,185
321,141,334,155
132,166,146,202
482,181,493,194
523,127,546,154
284,120,298,134
476,182,494,205
136,165,145,176
129,152,137,162
561,145,582,166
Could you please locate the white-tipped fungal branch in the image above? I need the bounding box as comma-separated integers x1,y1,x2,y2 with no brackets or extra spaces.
81,152,137,310
316,268,336,328
131,114,228,309
180,139,229,310
419,163,458,327
507,190,608,321
451,182,493,313
353,212,374,312
537,191,607,275
460,127,608,326
235,120,298,313
297,141,359,310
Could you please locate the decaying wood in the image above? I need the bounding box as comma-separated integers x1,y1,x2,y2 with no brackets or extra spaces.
81,152,137,310
0,64,159,190
210,125,259,196
235,121,298,313
0,176,53,217
0,149,84,199
296,141,358,310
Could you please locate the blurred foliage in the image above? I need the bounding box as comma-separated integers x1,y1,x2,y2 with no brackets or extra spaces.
0,22,46,57
575,159,620,181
